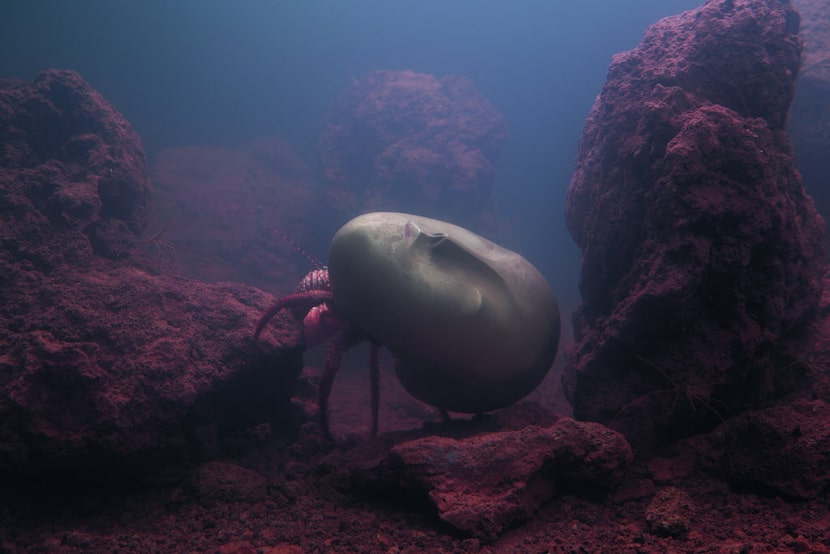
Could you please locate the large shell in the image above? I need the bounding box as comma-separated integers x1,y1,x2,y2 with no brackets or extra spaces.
328,212,560,413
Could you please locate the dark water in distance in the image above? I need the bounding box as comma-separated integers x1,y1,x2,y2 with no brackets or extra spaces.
0,0,702,312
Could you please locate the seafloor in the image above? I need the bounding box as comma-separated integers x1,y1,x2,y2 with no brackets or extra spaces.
2,361,829,553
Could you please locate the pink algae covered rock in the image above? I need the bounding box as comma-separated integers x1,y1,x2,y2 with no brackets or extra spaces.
563,0,825,452
717,398,830,498
333,417,632,541
0,69,151,263
146,136,319,295
319,69,507,234
701,269,830,498
0,70,303,472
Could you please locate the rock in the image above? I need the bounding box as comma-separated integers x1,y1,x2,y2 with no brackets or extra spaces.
717,399,830,498
0,262,304,471
189,461,268,505
645,487,695,537
563,0,824,452
0,68,151,263
707,260,830,499
0,70,304,472
336,418,632,541
147,136,320,295
790,0,830,221
319,69,507,235
798,269,830,402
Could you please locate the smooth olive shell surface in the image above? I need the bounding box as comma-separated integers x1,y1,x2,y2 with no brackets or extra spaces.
328,212,560,413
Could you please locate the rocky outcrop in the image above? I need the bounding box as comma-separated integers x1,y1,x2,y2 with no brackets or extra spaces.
0,69,151,263
319,70,508,235
691,269,830,498
329,417,632,541
147,136,320,295
0,70,303,473
715,399,830,498
563,0,825,452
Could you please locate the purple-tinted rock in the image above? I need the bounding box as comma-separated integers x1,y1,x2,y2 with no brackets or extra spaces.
645,487,695,537
319,70,507,234
692,272,830,498
563,0,825,452
718,399,830,498
0,263,303,471
0,70,304,472
800,269,830,402
338,418,632,540
146,136,319,295
0,69,151,263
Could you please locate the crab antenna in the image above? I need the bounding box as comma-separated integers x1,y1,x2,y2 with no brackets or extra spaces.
273,230,325,270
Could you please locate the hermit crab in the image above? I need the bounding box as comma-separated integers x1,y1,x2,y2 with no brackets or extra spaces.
255,212,560,437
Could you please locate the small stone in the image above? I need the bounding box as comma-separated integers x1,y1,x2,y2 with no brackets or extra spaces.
645,487,695,538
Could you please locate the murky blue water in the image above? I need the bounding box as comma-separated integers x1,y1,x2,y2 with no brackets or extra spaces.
0,0,702,312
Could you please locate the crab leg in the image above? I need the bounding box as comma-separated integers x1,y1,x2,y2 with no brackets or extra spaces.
253,290,333,339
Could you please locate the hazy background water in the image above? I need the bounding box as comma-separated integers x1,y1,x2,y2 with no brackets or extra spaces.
1,0,702,312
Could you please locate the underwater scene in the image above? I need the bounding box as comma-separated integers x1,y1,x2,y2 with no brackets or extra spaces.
1,0,830,552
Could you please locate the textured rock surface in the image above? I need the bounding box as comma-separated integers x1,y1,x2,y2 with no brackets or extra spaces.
146,136,319,295
713,398,830,498
319,69,507,234
0,70,303,472
645,487,695,537
0,69,151,261
334,418,632,540
563,0,825,452
700,275,830,501
790,0,830,221
188,461,269,505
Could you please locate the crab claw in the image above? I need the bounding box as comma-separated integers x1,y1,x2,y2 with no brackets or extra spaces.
254,289,333,339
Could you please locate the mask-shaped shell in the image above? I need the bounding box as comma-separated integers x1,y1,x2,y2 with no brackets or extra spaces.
328,212,560,413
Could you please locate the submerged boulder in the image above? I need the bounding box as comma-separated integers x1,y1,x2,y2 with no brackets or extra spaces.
563,0,825,451
0,70,303,473
716,398,830,498
330,417,632,541
0,69,151,263
319,69,507,235
147,136,320,295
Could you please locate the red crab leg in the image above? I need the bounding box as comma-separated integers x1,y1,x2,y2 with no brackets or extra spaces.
253,290,333,339
319,328,368,438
